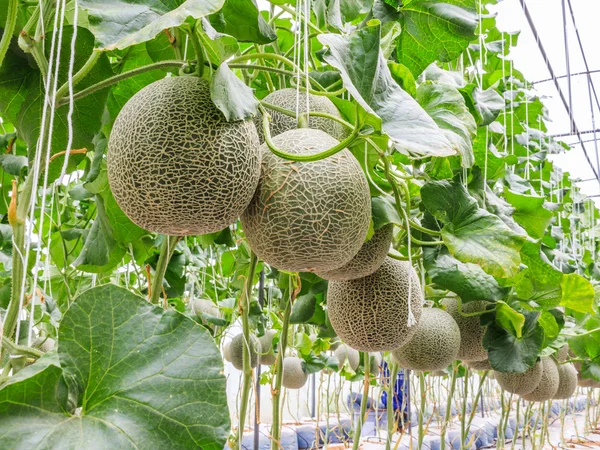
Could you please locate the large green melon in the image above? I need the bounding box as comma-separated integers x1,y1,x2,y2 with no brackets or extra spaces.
521,358,560,402
282,356,309,389
495,360,543,396
442,298,489,362
327,257,423,352
554,362,577,399
256,89,347,141
316,224,394,281
392,308,460,372
108,76,260,236
241,128,371,272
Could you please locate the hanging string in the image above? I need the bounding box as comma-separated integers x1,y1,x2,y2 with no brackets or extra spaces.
293,0,302,121
25,0,71,347
303,0,310,121
14,0,64,344
59,0,79,180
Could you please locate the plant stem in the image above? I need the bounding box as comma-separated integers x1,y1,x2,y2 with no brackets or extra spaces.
0,0,18,67
385,360,399,450
185,23,204,77
460,368,470,449
1,336,43,358
230,51,299,70
466,371,489,431
270,275,293,450
352,353,370,450
418,371,426,449
55,60,188,107
260,100,353,129
238,251,259,450
440,362,458,450
229,64,297,78
54,51,102,101
261,106,360,162
149,235,180,305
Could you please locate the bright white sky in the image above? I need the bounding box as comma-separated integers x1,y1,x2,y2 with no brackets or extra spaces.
490,0,600,200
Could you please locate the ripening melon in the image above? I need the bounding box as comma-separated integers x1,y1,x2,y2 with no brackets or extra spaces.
229,334,261,370
521,358,560,402
108,76,260,236
442,298,489,362
392,308,461,372
467,359,492,371
316,224,394,281
327,257,423,352
241,128,371,272
369,352,383,375
34,337,56,353
495,360,543,396
223,342,232,363
282,356,309,389
335,345,360,371
554,362,577,399
556,345,569,362
258,330,277,366
256,89,348,142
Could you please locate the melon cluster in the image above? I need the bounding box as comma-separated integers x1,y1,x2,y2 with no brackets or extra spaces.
225,331,278,370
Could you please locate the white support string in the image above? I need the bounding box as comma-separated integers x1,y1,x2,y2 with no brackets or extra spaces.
14,0,64,343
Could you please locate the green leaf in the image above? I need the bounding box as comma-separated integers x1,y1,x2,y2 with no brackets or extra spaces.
539,310,560,346
210,63,259,121
424,246,509,301
461,83,504,126
417,81,477,167
209,0,276,44
371,196,402,229
0,154,27,176
569,317,600,361
561,273,595,313
503,188,553,239
199,18,239,65
74,195,126,273
290,294,317,324
421,178,525,278
485,310,544,373
318,22,455,158
0,28,112,182
0,285,230,449
495,301,525,338
398,0,478,76
80,0,225,50
519,240,563,287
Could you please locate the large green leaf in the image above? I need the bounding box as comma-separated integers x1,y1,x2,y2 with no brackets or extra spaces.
209,0,276,44
0,28,112,182
398,0,478,76
318,22,455,158
461,83,505,126
80,0,225,50
0,285,230,449
503,188,553,239
561,273,595,313
417,81,476,167
211,63,259,121
424,246,508,301
421,178,525,278
484,310,544,373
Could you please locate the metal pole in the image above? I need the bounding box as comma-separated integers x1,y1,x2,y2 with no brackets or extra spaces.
253,269,265,450
310,372,316,418
561,0,573,133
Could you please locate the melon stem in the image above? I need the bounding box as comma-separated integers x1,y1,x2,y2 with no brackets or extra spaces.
260,105,360,162
238,252,259,450
270,274,293,450
0,0,18,68
352,353,370,450
385,360,399,450
149,235,180,305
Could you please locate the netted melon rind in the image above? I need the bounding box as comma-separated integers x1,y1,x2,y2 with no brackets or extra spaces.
316,224,394,281
282,356,309,389
335,345,360,371
554,363,577,399
442,298,489,362
108,76,260,236
556,345,569,362
230,334,261,370
241,128,371,272
521,358,560,402
392,308,460,372
327,257,423,352
256,89,347,142
495,360,543,396
223,342,232,363
258,330,277,366
466,359,492,371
